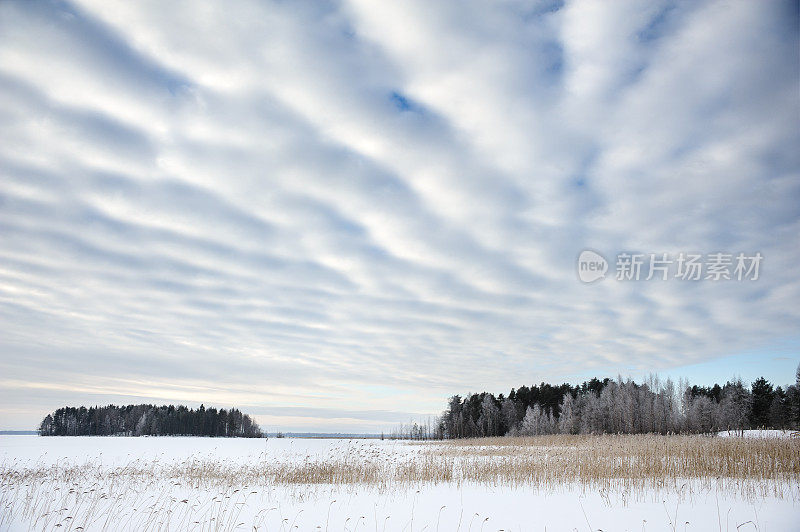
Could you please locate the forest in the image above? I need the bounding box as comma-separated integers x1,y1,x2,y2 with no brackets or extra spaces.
37,369,800,440
433,367,800,439
38,404,263,437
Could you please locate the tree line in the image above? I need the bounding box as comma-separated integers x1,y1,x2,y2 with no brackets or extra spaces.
434,366,800,439
39,404,263,437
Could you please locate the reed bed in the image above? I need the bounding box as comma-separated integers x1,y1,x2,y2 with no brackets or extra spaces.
430,434,800,482
1,434,798,530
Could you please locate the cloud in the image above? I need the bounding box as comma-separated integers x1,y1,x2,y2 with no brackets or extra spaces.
0,0,798,430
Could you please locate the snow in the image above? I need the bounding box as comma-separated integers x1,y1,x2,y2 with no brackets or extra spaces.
716,429,797,439
1,435,798,531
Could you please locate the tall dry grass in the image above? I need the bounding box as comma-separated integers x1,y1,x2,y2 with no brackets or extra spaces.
1,434,798,530
423,434,800,498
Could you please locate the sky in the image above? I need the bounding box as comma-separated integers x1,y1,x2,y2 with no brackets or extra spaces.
0,0,798,432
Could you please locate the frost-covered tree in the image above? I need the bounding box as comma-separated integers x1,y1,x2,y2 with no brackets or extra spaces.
663,378,680,433
434,368,796,439
520,404,556,436
479,394,501,437
501,396,518,434
135,412,149,436
685,394,720,433
519,405,538,436
558,393,578,434
579,392,603,434
720,379,752,435
639,378,656,433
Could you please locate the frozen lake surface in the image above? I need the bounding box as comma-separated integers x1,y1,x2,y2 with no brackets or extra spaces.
1,434,798,531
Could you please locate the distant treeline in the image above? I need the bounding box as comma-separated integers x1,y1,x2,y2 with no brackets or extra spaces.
39,404,263,437
427,366,800,439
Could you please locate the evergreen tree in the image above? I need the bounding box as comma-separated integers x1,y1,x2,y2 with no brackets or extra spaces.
39,404,263,437
749,377,774,428
769,387,789,429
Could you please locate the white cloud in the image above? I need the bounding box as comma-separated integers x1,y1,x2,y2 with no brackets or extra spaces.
0,0,797,430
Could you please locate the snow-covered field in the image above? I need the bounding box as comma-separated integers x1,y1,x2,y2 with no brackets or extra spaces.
1,434,798,531
717,429,797,439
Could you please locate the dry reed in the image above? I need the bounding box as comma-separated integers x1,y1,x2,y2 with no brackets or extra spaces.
1,434,797,530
